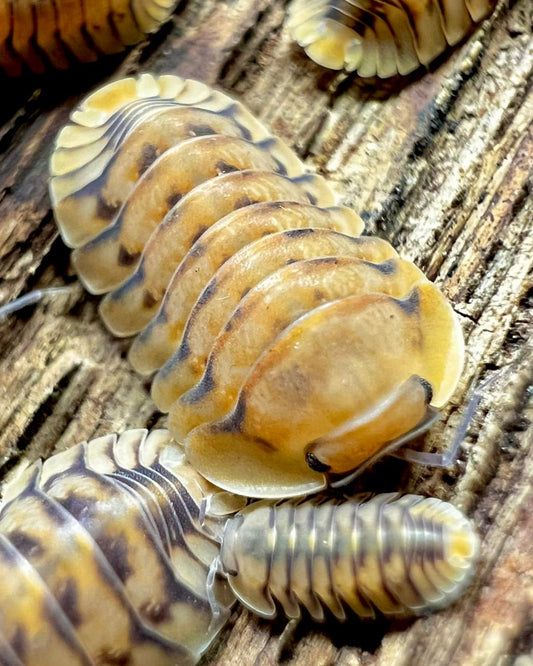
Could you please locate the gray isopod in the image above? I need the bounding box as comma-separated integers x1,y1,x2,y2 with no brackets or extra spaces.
215,493,479,621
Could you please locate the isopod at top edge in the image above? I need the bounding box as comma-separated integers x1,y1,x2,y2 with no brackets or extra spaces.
287,0,498,78
0,0,178,77
49,72,465,499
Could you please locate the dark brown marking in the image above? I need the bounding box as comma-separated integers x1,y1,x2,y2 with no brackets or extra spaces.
215,160,241,175
139,600,172,624
7,530,45,559
182,362,216,403
186,123,216,137
189,243,206,258
99,532,134,583
57,578,82,627
97,197,121,221
271,157,288,176
216,399,277,449
143,290,158,309
196,279,217,307
11,626,27,661
377,511,395,564
118,245,141,266
218,395,247,433
417,376,434,404
226,305,243,328
310,256,339,266
191,225,208,245
284,228,315,238
166,191,182,209
138,144,159,176
233,195,258,210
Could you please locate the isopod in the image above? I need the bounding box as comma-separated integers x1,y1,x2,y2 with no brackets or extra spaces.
0,428,244,665
287,0,497,77
48,72,465,499
0,0,177,76
215,493,479,620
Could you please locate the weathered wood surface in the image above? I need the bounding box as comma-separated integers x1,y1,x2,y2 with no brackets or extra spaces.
0,1,532,664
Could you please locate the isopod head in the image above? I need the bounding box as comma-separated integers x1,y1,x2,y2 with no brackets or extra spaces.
182,281,464,498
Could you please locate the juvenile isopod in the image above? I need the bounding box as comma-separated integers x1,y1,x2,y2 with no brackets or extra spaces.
0,0,177,76
214,493,479,621
0,428,244,665
287,0,497,77
46,73,465,499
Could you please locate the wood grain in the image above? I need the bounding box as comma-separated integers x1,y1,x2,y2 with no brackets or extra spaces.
0,1,531,664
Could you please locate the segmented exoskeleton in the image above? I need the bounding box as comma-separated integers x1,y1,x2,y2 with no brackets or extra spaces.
49,73,465,499
287,0,497,77
0,428,244,666
0,0,177,76
216,493,479,620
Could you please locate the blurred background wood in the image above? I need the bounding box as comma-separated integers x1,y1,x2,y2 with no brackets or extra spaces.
0,1,531,664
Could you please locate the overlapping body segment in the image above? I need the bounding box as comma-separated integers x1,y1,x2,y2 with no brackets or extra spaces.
0,429,241,665
218,494,479,620
50,75,280,249
287,0,497,77
128,202,364,375
0,0,177,76
49,73,464,499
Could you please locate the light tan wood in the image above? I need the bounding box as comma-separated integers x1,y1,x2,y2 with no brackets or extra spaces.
0,1,531,664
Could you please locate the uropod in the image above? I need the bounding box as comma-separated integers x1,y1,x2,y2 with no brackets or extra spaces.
287,0,498,77
48,72,465,500
0,0,177,76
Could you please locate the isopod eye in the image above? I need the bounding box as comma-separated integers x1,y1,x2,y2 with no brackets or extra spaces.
419,377,434,405
305,453,330,473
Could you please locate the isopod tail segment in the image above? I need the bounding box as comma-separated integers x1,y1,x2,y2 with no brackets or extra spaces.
286,0,497,78
212,493,480,621
0,0,178,77
49,73,465,500
0,429,246,666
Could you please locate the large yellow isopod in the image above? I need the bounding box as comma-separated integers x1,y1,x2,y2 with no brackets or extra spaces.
47,73,465,499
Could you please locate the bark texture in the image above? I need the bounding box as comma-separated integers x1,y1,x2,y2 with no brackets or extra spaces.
0,1,532,665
